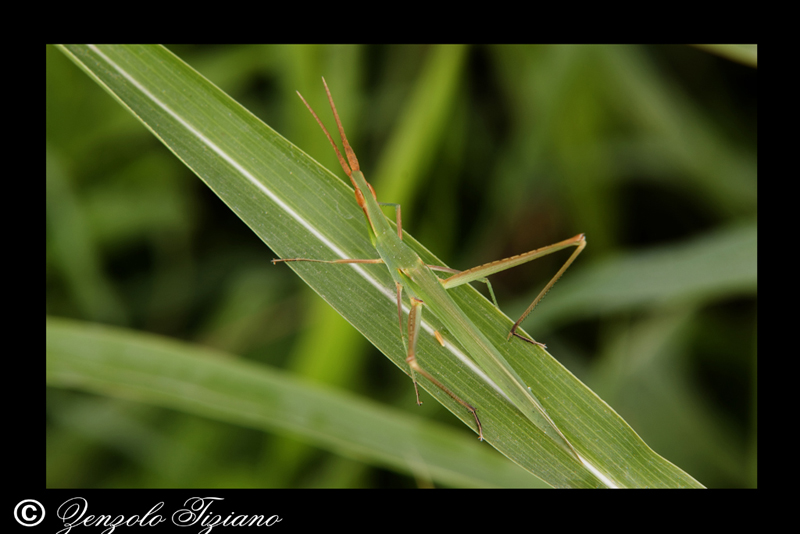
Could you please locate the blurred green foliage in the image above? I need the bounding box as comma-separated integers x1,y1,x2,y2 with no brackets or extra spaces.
46,45,756,488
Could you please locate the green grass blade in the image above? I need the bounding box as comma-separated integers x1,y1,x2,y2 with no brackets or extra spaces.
56,45,703,487
522,222,757,331
47,317,542,488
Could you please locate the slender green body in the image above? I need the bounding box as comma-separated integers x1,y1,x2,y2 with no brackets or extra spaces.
351,170,579,461
281,80,583,462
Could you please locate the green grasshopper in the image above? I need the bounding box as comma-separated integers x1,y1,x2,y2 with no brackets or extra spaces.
274,78,586,461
